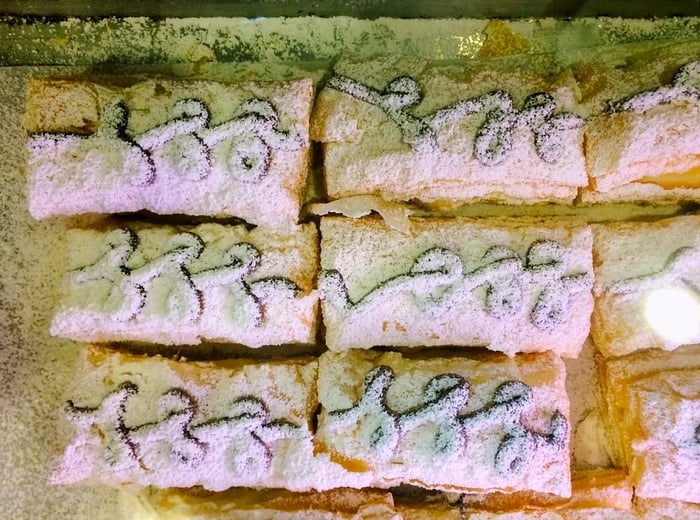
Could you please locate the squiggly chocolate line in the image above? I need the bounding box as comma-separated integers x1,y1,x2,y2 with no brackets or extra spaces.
29,96,302,185
326,73,583,165
604,247,700,295
128,388,206,468
328,366,400,455
71,228,145,322
72,229,301,326
191,242,301,327
192,396,301,476
66,384,301,476
65,381,139,466
320,240,592,332
28,101,156,187
128,231,205,323
605,61,700,114
326,366,567,474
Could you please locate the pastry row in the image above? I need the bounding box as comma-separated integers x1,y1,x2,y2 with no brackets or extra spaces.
54,345,700,505
25,52,700,228
51,215,700,358
123,470,699,519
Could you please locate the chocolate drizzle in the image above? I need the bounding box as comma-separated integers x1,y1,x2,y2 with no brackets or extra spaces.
65,383,302,477
605,61,700,114
320,240,592,332
65,382,139,468
129,232,205,323
192,397,302,477
29,97,302,184
326,72,583,164
326,366,567,474
604,247,700,295
128,388,206,469
71,228,302,326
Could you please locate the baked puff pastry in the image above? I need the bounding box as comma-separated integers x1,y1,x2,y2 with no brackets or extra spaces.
579,53,700,204
24,77,312,229
121,487,399,520
315,349,571,497
396,469,634,519
311,55,586,208
50,222,319,348
598,346,700,503
320,216,593,357
591,216,700,357
52,346,363,491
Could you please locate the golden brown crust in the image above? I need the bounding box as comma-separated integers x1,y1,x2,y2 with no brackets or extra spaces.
598,347,700,503
125,487,399,519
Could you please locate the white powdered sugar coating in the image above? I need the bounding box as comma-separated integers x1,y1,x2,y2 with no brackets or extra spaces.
626,371,700,503
312,55,586,205
583,53,700,193
320,217,593,357
54,347,373,492
25,78,313,230
600,348,700,504
316,350,571,497
591,216,700,357
598,346,700,471
51,223,319,347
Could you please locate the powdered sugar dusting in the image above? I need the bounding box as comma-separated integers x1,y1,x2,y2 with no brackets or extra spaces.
326,71,584,164
52,224,318,347
314,56,587,204
26,78,312,228
316,350,571,497
605,61,700,114
54,348,337,491
320,217,593,357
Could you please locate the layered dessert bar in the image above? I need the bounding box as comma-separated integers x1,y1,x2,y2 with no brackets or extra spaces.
52,346,362,491
320,216,593,357
51,223,319,347
25,77,313,228
579,54,700,204
315,349,571,497
591,216,700,357
598,346,700,503
312,55,586,208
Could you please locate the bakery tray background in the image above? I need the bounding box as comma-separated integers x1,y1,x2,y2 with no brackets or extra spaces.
3,1,700,19
0,15,699,519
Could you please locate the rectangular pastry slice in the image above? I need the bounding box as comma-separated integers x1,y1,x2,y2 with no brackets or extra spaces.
315,349,571,497
53,346,369,491
311,55,586,208
598,346,700,503
591,216,700,357
50,223,319,348
579,54,700,203
122,488,399,519
25,77,312,228
320,216,593,357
